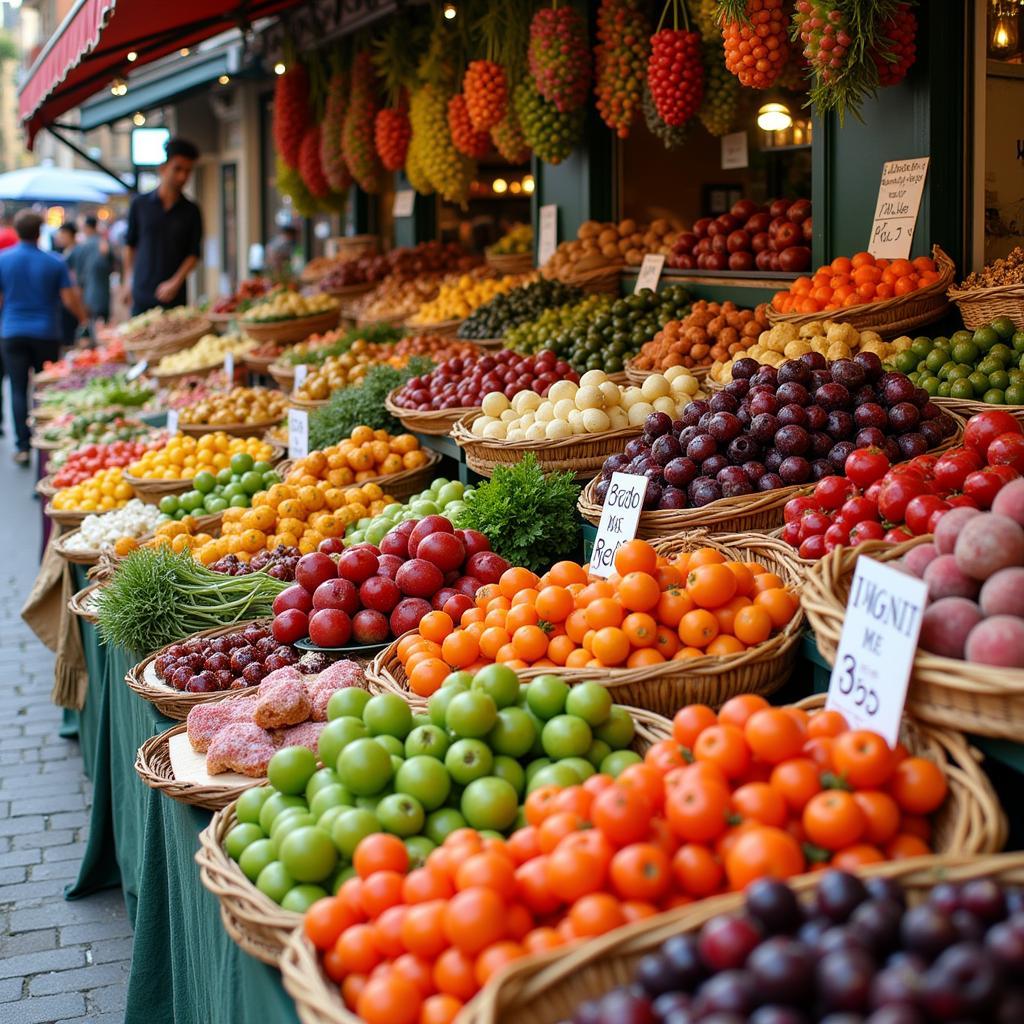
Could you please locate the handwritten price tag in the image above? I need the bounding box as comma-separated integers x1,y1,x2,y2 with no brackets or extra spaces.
869,157,929,260
293,365,309,393
589,473,649,579
166,409,179,434
126,359,147,382
538,205,558,266
826,555,927,747
393,190,415,217
634,254,665,294
288,408,309,460
223,352,235,380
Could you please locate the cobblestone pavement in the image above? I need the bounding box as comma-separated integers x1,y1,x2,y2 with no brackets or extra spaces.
0,429,132,1023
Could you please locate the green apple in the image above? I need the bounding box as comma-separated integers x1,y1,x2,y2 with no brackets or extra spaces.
331,808,380,859
395,755,451,811
585,739,612,769
565,682,612,727
445,691,498,738
524,757,552,782
267,746,318,796
471,664,520,709
256,861,295,903
444,738,493,785
461,777,518,832
336,738,393,796
601,749,643,777
404,835,436,868
281,885,329,913
316,805,346,835
594,706,635,749
377,793,426,838
309,784,354,820
526,762,581,794
424,808,467,846
235,785,273,825
327,688,372,721
428,679,469,728
487,707,537,758
224,823,264,861
492,755,525,797
258,793,306,834
559,756,595,781
305,767,341,804
238,838,277,882
375,734,405,758
270,809,316,844
526,675,569,720
363,693,413,739
405,724,449,760
317,717,368,768
541,715,592,759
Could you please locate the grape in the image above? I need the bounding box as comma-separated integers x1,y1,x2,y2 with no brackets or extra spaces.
794,0,852,85
514,79,583,166
408,83,475,204
458,280,584,340
490,102,531,164
873,3,917,86
594,0,650,138
528,6,591,113
341,51,383,194
698,40,740,137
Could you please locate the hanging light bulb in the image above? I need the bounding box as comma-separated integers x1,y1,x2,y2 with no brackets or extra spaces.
126,51,137,62
179,47,190,57
110,77,128,97
492,178,508,194
274,62,287,76
757,100,792,132
989,1,1019,58
522,175,535,194
443,3,457,19
218,74,230,85
132,112,146,126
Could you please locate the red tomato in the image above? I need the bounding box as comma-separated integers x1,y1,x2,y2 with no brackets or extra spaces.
904,495,950,536
812,476,855,511
848,520,886,545
987,432,1024,475
884,526,914,543
844,448,890,488
798,534,827,559
837,496,879,528
946,493,979,510
877,476,932,523
798,511,833,540
783,495,819,523
963,410,1023,457
932,449,983,494
963,466,1019,510
823,522,851,551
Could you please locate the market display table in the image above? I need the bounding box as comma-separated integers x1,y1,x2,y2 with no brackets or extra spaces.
67,605,299,1024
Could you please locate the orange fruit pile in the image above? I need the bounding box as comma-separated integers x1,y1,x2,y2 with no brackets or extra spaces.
397,540,799,697
287,427,427,483
771,253,941,315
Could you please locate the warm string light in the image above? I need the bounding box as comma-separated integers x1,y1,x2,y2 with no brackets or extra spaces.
443,3,457,19
132,112,146,126
110,77,128,96
126,51,137,62
274,62,286,75
218,74,230,85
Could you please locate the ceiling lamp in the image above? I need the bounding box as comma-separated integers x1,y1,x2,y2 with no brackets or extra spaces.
274,62,286,75
757,100,792,132
132,112,146,126
218,74,230,85
126,51,137,62
443,3,457,19
492,178,508,194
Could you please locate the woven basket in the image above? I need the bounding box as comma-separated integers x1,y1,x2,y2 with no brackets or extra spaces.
933,395,1024,424
30,434,69,452
947,281,1024,331
269,362,297,391
35,474,58,499
151,360,227,384
68,580,103,623
52,530,105,566
136,719,262,812
178,417,285,439
451,412,641,482
320,282,376,301
43,501,92,528
466,852,1024,1024
122,473,193,503
124,619,274,720
278,449,441,503
370,533,804,717
383,386,479,436
240,309,342,346
123,321,212,359
289,395,329,412
766,246,955,338
205,311,237,326
486,251,533,275
404,317,463,337
245,350,290,374
548,264,623,296
802,537,1024,741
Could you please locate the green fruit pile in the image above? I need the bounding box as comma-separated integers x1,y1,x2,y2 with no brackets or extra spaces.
158,454,280,518
698,40,740,137
457,280,583,340
409,84,475,204
513,80,583,166
344,477,475,546
897,316,1024,404
223,670,643,907
490,104,531,164
509,286,692,373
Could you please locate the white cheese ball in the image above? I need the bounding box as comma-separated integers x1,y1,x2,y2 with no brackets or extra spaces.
641,374,671,401
500,408,518,423
566,409,585,433
627,401,655,426
608,406,629,430
547,380,578,403
512,389,542,413
534,401,555,423
670,374,700,396
579,369,608,388
653,396,678,416
622,387,644,408
471,417,490,436
481,391,510,417
553,398,577,421
545,418,572,440
574,385,604,411
483,420,508,440
582,408,611,433
525,422,547,441
506,428,526,442
518,411,536,427
599,381,622,407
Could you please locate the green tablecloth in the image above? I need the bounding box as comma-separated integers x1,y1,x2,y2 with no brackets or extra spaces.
68,613,300,1024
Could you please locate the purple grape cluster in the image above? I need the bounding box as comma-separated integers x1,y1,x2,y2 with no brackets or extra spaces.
154,623,298,693
597,353,956,511
576,871,1024,1023
210,545,302,580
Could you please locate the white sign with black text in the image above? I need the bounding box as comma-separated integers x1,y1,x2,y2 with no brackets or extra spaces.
288,409,309,460
721,131,749,170
589,473,649,579
538,205,558,266
826,555,927,747
868,158,929,260
634,254,666,294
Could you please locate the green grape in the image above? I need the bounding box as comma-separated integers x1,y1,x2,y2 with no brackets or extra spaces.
698,41,739,138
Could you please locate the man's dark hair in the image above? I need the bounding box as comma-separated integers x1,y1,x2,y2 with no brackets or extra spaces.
57,223,75,237
84,215,98,229
14,210,42,241
283,224,299,238
165,136,199,162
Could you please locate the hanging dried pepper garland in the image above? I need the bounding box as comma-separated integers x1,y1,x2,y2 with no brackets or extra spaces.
272,46,310,169
320,57,352,195
594,0,651,138
718,0,790,89
648,0,704,128
528,2,592,114
342,50,383,194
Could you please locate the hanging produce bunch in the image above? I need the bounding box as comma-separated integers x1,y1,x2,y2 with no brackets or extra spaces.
718,0,790,89
276,159,317,219
648,0,704,128
698,38,740,135
515,78,584,165
792,0,853,85
410,82,476,204
463,59,508,132
528,3,592,114
873,1,917,86
594,0,651,138
374,97,411,172
643,84,690,150
448,92,492,158
490,103,532,163
298,124,331,200
371,20,418,173
272,58,310,169
688,0,719,36
319,67,352,194
342,50,383,194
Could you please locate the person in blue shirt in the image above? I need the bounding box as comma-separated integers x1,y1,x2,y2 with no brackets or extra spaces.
0,210,86,464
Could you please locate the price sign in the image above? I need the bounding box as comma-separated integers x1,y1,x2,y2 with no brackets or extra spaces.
538,205,558,266
869,158,929,259
721,131,749,169
393,190,415,217
826,555,927,747
288,408,309,460
293,364,309,393
166,409,179,434
634,254,666,294
223,352,235,380
125,359,148,382
589,473,649,579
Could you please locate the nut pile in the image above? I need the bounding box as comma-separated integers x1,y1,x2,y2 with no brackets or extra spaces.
959,247,1024,289
632,301,770,371
542,218,678,278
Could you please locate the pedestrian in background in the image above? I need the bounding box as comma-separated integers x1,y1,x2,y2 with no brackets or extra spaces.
0,211,87,464
55,223,81,347
71,215,111,340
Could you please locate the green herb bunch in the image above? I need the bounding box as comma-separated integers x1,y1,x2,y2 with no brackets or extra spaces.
455,454,580,574
308,357,435,449
286,323,404,365
95,546,288,656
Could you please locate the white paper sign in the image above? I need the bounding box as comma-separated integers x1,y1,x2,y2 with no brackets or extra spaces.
538,205,558,266
634,254,666,294
293,364,309,393
869,158,930,259
721,131,749,169
826,556,927,747
288,408,309,460
393,190,415,217
126,359,148,382
589,473,649,578
223,352,235,380
166,409,179,434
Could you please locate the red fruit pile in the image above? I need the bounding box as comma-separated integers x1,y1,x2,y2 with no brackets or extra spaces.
463,60,508,132
447,93,491,159
668,197,812,275
793,0,852,84
53,440,158,487
271,518,510,649
273,63,311,169
781,411,1024,559
342,52,382,195
647,27,704,128
298,125,331,200
374,104,411,173
393,349,579,412
722,0,790,89
873,1,917,87
528,5,592,114
594,0,650,139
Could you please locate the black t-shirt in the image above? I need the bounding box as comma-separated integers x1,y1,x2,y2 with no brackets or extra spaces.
125,189,202,311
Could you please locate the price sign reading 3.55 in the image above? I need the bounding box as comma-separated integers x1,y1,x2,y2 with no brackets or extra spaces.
825,555,927,747
590,473,648,578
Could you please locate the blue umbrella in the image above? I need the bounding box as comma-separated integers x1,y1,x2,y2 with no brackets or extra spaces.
0,166,124,203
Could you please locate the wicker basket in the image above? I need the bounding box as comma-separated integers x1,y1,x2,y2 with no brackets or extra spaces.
486,251,533,275
465,852,1024,1024
802,537,1024,741
383,386,479,436
269,361,297,390
178,417,285,439
404,317,463,337
933,395,1024,423
151,360,226,385
30,434,68,452
123,321,213,359
289,395,329,412
451,413,641,482
52,530,106,565
35,473,59,499
43,501,92,528
320,281,376,301
240,309,342,346
136,720,262,812
947,281,1024,331
371,533,804,717
68,580,103,623
278,449,441,503
245,350,290,375
204,311,237,327
766,246,955,338
547,264,623,296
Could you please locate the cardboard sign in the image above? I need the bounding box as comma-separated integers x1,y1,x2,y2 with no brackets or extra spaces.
288,408,309,460
293,364,309,393
825,555,927,747
223,353,235,380
538,205,558,266
125,359,148,382
393,190,415,217
589,473,649,578
721,131,749,170
868,158,930,259
634,254,666,294
166,409,179,434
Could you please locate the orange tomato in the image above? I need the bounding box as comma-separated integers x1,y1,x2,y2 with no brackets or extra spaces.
686,563,738,609
547,560,588,587
678,608,719,648
724,825,805,890
705,635,745,656
622,611,658,648
656,587,694,627
618,571,662,612
591,626,630,666
831,730,894,788
888,757,948,815
535,585,573,623
753,588,797,628
585,597,623,630
712,595,751,635
769,758,822,813
802,790,866,851
511,625,549,662
733,605,773,646
693,723,751,780
498,566,539,600
419,610,454,644
614,539,659,576
744,708,806,765
441,631,479,669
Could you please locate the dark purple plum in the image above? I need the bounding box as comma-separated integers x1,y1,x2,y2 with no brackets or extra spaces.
750,413,780,443
750,1008,809,1024
775,425,811,456
810,431,836,457
724,379,750,399
951,909,986,943
853,384,879,405
642,482,663,509
204,652,231,673
812,459,833,480
602,453,630,478
880,372,916,405
726,435,761,464
748,391,779,417
170,665,193,690
731,357,759,380
912,386,930,409
664,457,699,488
229,647,256,673
640,432,657,449
883,437,902,464
595,478,610,503
742,460,767,483
816,872,869,923
777,360,811,386
889,402,920,432
645,411,673,437
682,401,709,427
629,455,653,475
776,382,810,406
671,419,684,434
818,948,875,1013
867,878,907,908
961,879,1007,923
985,920,1024,971
718,465,752,497
854,350,884,380
869,961,924,1009
900,904,957,959
698,412,713,431
896,433,928,460
855,402,888,430
921,943,999,1018
709,392,739,414
690,478,723,506
625,438,648,459
748,937,815,1004
746,878,804,933
919,420,944,448
758,472,784,491
806,405,828,430
737,407,752,428
850,899,902,955
678,425,701,449
692,970,758,1016
779,457,811,484
764,449,784,473
686,434,718,462
702,454,730,478
800,351,828,371
186,671,219,694
643,464,664,483
829,441,857,472
777,403,808,428
810,369,834,391
921,400,941,422
816,383,852,411
752,365,779,388
709,412,743,442
651,434,682,465
830,358,866,389
658,487,688,510
827,410,855,439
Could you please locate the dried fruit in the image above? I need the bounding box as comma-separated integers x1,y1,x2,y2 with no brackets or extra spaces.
298,125,330,199
320,70,352,194
463,59,508,131
342,51,383,194
528,5,592,113
447,92,492,158
594,0,650,138
375,100,411,172
273,63,310,169
514,79,583,166
721,0,790,89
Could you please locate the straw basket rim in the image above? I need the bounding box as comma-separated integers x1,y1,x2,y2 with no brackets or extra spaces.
177,416,286,438
403,317,464,337
43,501,91,527
933,395,1024,422
122,320,213,358
68,580,103,623
240,308,342,346
52,529,106,565
383,386,480,436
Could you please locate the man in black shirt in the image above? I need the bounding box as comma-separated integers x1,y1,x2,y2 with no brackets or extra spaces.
121,136,202,316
